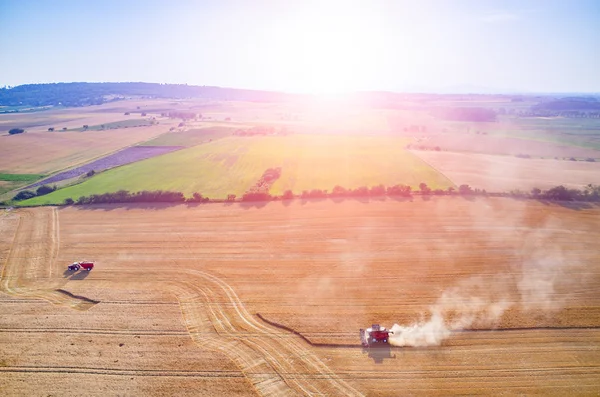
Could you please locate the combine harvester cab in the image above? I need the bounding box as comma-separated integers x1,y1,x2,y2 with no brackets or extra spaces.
360,324,392,347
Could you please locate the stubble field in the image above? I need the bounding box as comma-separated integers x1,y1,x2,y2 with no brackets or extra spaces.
413,150,600,191
0,125,170,175
1,198,599,396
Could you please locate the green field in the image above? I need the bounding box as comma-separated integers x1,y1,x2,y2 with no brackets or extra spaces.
0,173,46,182
0,173,46,196
22,135,453,204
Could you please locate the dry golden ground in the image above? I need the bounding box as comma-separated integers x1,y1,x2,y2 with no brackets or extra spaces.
1,198,599,396
413,150,600,191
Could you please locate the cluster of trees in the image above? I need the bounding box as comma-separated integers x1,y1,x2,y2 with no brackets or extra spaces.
531,185,600,202
241,192,272,201
246,167,281,194
62,190,214,205
13,185,56,201
66,190,201,205
240,183,476,201
526,97,600,118
242,167,282,201
520,110,600,118
431,107,497,122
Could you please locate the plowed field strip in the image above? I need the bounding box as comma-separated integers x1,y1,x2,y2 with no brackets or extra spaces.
0,366,244,378
0,328,188,336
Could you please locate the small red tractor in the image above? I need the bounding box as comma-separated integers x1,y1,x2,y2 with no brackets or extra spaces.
67,261,94,271
360,324,393,347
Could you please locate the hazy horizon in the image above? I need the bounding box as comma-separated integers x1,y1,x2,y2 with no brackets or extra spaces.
1,0,599,94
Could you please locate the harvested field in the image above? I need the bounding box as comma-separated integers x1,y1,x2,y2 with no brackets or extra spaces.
0,110,144,133
29,146,183,188
0,125,170,174
141,127,236,147
416,131,600,159
412,150,600,191
1,198,599,395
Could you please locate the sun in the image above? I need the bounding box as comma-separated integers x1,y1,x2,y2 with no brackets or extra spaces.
274,6,388,95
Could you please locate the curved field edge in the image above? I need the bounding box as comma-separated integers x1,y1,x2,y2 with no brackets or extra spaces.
0,208,97,310
21,135,454,204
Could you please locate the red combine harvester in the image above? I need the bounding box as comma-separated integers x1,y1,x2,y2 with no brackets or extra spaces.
67,261,94,271
360,324,393,347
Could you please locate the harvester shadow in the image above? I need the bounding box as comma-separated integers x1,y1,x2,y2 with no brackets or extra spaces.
300,197,328,206
362,345,396,364
554,201,595,211
68,270,91,280
387,196,413,203
67,203,182,212
535,199,598,211
239,200,270,209
458,194,477,202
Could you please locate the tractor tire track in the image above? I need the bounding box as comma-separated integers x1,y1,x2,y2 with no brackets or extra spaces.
172,281,297,397
0,208,97,310
2,209,361,396
0,366,245,378
0,327,188,336
192,269,360,396
171,270,363,396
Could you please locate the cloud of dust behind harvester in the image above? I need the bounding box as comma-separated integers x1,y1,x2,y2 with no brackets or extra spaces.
389,214,578,347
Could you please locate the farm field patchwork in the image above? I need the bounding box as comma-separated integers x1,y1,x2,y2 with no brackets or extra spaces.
0,124,171,175
0,173,46,195
0,110,149,133
0,198,599,395
412,150,600,191
29,146,183,188
22,134,453,204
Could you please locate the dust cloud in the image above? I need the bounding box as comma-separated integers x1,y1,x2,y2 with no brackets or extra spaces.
389,207,582,348
389,276,513,347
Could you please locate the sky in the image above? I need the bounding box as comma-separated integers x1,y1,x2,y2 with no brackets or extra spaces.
0,0,599,94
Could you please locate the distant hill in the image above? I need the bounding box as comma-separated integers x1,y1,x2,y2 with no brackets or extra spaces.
3,82,596,112
0,82,298,107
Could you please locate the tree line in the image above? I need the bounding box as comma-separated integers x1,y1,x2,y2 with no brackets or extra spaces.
8,183,600,206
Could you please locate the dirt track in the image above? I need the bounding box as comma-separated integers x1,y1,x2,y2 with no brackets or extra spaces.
1,199,599,395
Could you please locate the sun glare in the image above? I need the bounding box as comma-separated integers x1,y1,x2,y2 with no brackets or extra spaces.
275,5,388,95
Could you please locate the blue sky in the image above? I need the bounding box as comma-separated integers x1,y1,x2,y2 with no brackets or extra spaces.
1,0,599,93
